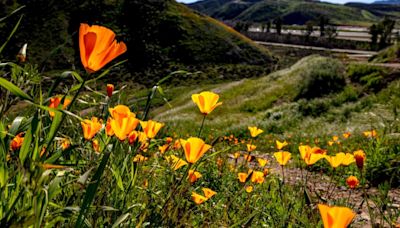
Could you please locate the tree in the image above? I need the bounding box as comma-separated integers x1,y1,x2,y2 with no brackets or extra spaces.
318,15,329,37
378,16,395,48
273,17,282,35
325,25,338,41
266,20,271,33
369,24,379,50
304,20,314,41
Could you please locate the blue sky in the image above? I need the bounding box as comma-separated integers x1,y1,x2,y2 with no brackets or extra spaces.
177,0,374,4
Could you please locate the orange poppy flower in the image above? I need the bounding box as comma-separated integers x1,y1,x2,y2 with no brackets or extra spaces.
353,150,366,169
61,138,71,150
79,23,127,73
92,139,100,152
109,105,139,141
251,171,265,184
248,126,263,138
192,192,208,204
274,151,291,166
363,130,377,138
188,170,202,183
191,91,222,115
247,144,256,152
343,132,351,139
81,117,102,140
159,144,169,154
238,172,248,183
180,137,211,164
10,133,24,151
202,188,216,199
48,96,71,118
318,204,355,228
346,176,359,189
140,120,164,139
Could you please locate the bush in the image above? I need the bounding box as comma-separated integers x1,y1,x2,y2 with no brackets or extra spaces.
347,63,384,83
297,98,330,117
296,57,346,99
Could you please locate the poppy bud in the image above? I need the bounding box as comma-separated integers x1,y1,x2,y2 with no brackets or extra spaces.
17,43,27,63
107,84,114,97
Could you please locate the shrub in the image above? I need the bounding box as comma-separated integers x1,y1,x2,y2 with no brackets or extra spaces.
296,57,346,99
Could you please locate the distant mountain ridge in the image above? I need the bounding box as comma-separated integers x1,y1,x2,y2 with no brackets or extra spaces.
373,0,400,4
188,0,399,25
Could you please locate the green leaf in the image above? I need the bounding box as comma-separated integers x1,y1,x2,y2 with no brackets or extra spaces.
8,116,24,137
75,151,111,227
0,5,25,23
0,15,23,55
0,162,8,188
0,77,33,101
19,112,39,164
62,71,83,83
112,213,131,228
77,167,95,185
111,166,124,191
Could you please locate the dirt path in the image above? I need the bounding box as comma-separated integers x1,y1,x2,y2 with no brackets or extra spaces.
230,152,400,227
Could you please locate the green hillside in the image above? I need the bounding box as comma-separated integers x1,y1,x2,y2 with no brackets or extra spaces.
147,55,399,140
189,0,383,25
0,0,274,85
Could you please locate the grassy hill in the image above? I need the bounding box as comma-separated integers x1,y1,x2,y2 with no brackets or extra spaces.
189,0,389,25
137,55,399,139
0,0,274,85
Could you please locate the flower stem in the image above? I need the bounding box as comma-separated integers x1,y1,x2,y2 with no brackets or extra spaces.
197,115,207,138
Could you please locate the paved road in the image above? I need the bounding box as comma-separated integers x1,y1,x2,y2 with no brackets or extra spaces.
255,41,378,56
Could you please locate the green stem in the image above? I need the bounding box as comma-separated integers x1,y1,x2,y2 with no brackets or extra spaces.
361,171,376,227
75,149,111,227
46,80,86,147
197,115,207,138
142,86,157,121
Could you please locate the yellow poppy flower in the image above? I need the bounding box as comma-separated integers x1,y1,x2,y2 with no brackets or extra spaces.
180,137,212,163
273,151,291,166
257,158,268,167
248,126,263,138
191,91,222,115
299,145,325,166
165,155,188,170
133,154,148,163
276,140,288,150
251,171,265,184
245,185,253,193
